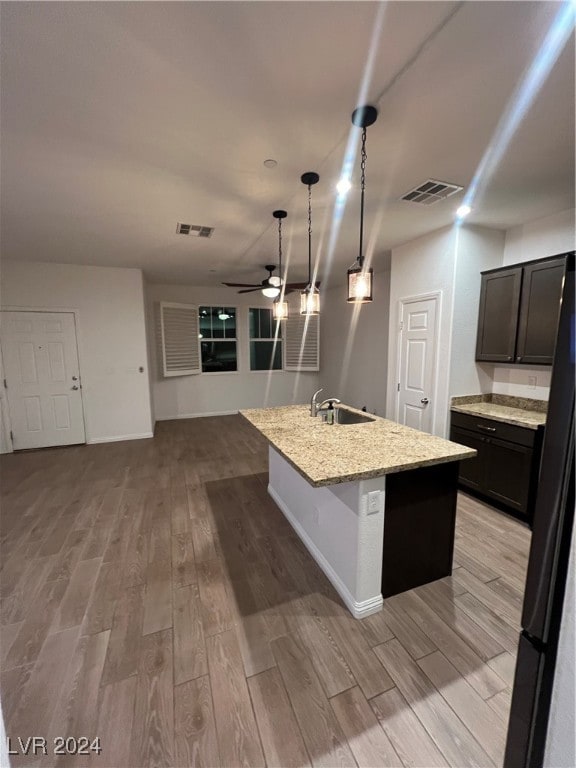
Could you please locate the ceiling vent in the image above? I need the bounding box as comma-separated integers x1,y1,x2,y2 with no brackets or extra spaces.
401,179,463,205
176,223,214,238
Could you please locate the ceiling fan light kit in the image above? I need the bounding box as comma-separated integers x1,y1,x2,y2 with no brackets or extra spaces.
300,171,321,316
272,209,289,321
347,105,377,304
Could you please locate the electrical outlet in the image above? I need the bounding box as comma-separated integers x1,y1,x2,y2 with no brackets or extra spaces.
528,376,537,389
367,490,382,515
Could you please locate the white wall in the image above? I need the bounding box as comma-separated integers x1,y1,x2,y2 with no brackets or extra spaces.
491,366,552,401
545,527,575,768
1,262,153,443
503,208,575,266
387,226,460,437
319,269,390,415
449,226,505,398
146,283,320,420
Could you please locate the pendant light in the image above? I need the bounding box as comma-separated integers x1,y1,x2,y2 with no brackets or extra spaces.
272,209,289,320
300,171,320,316
347,105,378,303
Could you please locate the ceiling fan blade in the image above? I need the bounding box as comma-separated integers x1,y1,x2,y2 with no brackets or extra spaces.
222,282,260,288
238,288,262,294
284,281,322,289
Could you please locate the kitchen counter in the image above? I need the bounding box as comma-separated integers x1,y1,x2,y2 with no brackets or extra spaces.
242,403,474,619
240,404,476,487
451,394,547,430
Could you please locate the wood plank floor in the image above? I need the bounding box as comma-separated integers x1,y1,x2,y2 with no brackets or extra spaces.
0,415,530,767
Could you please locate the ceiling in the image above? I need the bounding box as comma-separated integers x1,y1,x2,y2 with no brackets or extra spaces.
1,2,574,288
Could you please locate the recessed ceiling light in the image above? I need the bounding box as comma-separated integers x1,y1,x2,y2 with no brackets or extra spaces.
263,159,277,169
456,204,472,219
336,177,352,195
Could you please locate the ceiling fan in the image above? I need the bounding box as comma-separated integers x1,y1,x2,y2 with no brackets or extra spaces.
222,264,313,295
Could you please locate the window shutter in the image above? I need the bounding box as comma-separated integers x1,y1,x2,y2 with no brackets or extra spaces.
283,315,319,371
160,302,201,377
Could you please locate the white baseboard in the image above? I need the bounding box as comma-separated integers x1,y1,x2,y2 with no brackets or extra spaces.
156,410,238,421
268,484,383,619
87,431,154,444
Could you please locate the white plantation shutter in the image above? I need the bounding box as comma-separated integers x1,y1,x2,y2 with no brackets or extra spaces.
283,314,320,371
160,302,201,377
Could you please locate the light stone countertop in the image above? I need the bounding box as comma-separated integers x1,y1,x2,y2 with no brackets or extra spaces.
240,404,476,488
451,402,546,430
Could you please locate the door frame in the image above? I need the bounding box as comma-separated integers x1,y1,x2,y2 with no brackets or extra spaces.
394,290,442,434
0,307,88,447
0,344,13,454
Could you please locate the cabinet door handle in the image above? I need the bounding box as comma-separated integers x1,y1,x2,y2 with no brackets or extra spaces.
477,424,496,432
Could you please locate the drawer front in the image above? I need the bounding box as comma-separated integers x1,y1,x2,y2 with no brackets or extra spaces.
451,411,535,447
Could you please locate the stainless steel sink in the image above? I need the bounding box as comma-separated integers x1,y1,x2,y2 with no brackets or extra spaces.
334,407,376,425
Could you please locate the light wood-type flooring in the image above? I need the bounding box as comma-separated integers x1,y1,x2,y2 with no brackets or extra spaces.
0,415,530,767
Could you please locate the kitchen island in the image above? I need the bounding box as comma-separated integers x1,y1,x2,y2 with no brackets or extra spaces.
240,404,475,618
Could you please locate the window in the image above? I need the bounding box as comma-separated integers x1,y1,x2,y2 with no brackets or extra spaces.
199,307,238,372
249,308,282,371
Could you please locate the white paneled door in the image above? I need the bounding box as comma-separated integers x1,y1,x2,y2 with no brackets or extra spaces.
396,295,438,434
1,311,85,449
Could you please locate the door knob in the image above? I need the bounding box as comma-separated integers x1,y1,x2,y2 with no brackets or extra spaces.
421,398,429,404
72,376,78,381
71,385,79,390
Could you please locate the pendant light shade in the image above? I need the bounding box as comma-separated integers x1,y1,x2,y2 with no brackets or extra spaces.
272,209,289,320
347,105,377,304
347,266,373,303
273,299,289,320
300,171,320,316
300,283,320,315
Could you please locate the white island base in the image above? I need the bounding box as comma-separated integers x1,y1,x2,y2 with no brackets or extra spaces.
268,447,385,618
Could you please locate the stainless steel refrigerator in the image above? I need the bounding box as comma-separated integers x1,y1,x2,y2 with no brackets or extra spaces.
505,251,575,767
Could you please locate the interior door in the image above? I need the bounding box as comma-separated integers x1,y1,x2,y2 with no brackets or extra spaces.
1,311,85,449
397,296,438,433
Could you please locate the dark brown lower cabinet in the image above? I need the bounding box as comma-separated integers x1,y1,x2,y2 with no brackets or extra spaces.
450,411,544,524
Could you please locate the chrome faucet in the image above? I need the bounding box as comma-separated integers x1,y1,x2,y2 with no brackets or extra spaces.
318,398,341,411
310,388,324,417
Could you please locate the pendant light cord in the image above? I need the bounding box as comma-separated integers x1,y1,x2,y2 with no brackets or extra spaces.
307,183,312,286
278,217,283,279
358,126,367,269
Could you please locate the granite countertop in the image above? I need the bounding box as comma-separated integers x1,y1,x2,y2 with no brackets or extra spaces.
240,404,476,488
451,394,547,430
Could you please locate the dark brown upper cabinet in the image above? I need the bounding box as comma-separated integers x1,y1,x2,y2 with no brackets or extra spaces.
515,257,566,365
475,253,569,365
476,267,523,362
